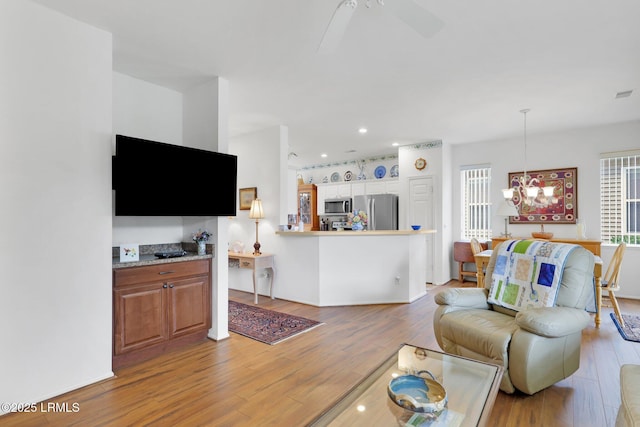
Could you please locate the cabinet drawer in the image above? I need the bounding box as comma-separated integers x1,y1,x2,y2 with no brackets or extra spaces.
114,259,210,287
238,258,255,269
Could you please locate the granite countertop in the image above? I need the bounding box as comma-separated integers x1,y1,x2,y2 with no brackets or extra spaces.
112,242,214,269
112,253,213,269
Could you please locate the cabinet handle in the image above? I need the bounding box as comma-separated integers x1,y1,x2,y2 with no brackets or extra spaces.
169,284,174,288
159,271,175,275
163,284,168,288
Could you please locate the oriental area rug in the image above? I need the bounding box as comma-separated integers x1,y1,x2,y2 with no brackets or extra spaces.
228,300,323,345
611,313,640,343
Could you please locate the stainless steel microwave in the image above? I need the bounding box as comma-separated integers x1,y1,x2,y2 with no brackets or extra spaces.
324,198,352,215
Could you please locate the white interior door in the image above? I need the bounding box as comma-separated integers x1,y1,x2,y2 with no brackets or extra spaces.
409,177,435,284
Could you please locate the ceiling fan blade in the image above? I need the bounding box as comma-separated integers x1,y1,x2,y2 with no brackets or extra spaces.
318,0,358,54
384,0,444,39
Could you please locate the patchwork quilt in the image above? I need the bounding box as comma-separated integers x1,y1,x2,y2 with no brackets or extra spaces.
488,239,578,311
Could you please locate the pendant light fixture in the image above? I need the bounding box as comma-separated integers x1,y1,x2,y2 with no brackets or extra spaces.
502,109,556,209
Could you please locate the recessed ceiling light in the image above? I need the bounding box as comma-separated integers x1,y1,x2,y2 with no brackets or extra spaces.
616,90,633,99
392,142,399,147
358,127,368,134
321,153,327,158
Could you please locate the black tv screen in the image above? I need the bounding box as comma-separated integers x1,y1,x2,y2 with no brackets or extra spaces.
113,135,237,216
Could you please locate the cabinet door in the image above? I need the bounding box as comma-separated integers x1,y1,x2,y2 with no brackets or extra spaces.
386,180,400,195
365,181,386,195
317,186,327,215
114,282,168,354
298,190,312,225
168,275,210,338
337,184,352,197
351,182,365,196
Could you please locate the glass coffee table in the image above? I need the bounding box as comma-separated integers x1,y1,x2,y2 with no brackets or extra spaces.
308,344,503,427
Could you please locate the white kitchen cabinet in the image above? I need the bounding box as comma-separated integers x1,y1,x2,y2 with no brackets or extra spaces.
336,184,351,197
385,180,400,195
351,182,365,196
316,183,354,215
364,181,386,195
317,186,327,215
317,180,399,214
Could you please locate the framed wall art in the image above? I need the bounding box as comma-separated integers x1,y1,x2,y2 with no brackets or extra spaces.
239,187,257,211
508,167,577,224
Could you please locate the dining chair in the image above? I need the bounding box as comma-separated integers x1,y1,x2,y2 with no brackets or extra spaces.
601,242,627,328
470,238,483,256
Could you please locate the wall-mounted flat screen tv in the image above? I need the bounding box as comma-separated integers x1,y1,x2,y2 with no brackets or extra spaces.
112,135,237,216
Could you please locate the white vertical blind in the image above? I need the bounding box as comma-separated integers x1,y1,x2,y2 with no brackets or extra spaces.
461,166,492,240
600,151,640,245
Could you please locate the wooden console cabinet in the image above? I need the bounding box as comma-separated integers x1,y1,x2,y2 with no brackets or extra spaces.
298,184,319,231
112,259,211,369
491,237,601,256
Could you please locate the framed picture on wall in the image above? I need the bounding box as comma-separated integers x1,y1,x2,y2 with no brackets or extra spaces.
239,187,257,210
507,167,577,224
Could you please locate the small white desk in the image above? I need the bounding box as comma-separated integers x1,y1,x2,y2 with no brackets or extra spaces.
228,252,276,304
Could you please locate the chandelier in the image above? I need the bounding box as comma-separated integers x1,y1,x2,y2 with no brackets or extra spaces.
502,109,556,208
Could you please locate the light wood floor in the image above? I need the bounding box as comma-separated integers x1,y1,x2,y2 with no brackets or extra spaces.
3,281,640,426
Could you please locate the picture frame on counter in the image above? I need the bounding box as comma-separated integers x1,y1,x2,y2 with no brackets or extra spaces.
239,187,257,210
119,243,139,262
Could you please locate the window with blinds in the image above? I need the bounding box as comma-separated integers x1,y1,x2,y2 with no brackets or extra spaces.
461,166,492,240
600,151,640,246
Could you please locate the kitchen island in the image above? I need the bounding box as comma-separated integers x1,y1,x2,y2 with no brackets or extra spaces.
272,229,436,306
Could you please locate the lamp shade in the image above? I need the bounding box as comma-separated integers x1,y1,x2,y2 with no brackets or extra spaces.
502,188,514,199
249,198,265,219
496,201,519,217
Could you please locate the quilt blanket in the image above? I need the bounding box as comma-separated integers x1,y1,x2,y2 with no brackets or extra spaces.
488,239,578,311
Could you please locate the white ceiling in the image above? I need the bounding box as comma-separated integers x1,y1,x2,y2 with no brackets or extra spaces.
34,0,640,168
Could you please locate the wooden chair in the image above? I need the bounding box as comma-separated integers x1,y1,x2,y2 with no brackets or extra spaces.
470,238,483,256
601,242,627,328
454,240,487,283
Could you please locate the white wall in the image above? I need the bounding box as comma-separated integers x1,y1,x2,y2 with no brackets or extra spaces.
228,126,288,296
398,142,451,284
112,73,184,246
113,72,183,145
182,77,231,341
451,120,640,298
0,0,113,410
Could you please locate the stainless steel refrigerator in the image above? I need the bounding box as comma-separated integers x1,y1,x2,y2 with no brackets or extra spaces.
354,194,398,230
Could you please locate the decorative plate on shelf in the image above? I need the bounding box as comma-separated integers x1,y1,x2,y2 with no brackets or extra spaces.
344,170,353,181
331,172,340,182
390,164,399,177
374,165,386,179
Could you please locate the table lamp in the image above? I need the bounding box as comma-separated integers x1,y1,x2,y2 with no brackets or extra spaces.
249,198,265,255
496,201,519,238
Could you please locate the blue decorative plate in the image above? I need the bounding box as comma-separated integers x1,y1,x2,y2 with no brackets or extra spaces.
390,164,399,177
331,172,340,182
375,165,386,179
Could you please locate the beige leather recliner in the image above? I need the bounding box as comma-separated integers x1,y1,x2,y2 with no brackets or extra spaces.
617,364,640,427
433,244,595,395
